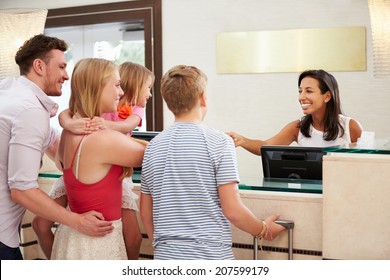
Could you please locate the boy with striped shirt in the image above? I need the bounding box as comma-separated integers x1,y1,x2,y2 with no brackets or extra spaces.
140,65,285,259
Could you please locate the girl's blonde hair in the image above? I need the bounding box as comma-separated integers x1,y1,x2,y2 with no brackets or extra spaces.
69,58,117,118
119,62,154,105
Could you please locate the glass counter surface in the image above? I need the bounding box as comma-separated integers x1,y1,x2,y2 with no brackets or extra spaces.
324,138,390,154
38,138,390,195
38,171,323,194
239,177,322,194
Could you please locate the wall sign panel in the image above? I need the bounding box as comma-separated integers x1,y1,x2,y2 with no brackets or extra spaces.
216,27,366,73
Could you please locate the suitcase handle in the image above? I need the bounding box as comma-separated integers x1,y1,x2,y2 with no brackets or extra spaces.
253,219,294,260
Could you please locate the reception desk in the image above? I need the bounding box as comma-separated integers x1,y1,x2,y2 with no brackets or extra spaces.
25,171,323,260
131,174,323,260
22,139,390,260
322,144,390,259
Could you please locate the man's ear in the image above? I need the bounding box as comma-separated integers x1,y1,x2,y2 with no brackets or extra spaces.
32,59,45,75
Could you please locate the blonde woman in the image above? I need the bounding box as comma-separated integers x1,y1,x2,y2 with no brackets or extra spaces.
33,62,154,259
50,58,145,259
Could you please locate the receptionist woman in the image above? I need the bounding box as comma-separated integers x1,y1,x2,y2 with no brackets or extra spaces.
228,69,363,155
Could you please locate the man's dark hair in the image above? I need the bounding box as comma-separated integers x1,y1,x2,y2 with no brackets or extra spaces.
15,34,68,75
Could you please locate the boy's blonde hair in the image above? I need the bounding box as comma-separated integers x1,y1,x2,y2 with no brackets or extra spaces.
160,65,207,116
119,62,154,105
69,58,116,118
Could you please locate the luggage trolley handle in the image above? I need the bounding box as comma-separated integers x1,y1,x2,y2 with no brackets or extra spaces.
253,219,294,260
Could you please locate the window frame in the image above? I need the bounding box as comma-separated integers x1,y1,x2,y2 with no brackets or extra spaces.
45,0,163,131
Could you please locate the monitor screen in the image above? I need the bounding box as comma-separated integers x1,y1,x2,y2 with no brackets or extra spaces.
132,131,159,142
132,131,158,172
261,145,327,180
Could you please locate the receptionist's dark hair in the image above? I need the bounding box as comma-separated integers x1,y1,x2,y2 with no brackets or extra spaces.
298,69,344,141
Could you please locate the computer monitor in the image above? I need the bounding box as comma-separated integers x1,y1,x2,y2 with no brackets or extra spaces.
132,131,159,142
132,131,159,172
261,145,327,181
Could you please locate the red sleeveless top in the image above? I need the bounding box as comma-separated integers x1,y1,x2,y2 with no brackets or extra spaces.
63,136,123,221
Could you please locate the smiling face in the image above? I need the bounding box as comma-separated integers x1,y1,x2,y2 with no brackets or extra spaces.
100,70,124,114
298,76,331,116
41,49,69,96
136,75,153,108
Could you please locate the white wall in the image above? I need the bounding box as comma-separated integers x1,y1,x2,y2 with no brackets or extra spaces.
2,0,389,180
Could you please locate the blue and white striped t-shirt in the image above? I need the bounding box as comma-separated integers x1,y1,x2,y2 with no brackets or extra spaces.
141,122,240,259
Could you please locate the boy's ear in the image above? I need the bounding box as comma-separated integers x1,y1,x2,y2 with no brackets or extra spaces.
199,91,207,107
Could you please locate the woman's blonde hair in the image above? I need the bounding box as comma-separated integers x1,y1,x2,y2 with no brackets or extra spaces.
69,58,116,118
68,58,130,178
161,65,207,116
119,62,154,105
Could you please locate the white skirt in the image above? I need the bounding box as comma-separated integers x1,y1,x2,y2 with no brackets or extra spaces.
51,219,127,260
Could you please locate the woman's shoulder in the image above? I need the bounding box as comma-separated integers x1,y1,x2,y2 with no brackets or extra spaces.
337,114,363,142
264,119,300,146
287,119,301,127
281,119,300,141
349,118,363,129
338,114,362,128
338,114,350,123
283,119,301,133
87,129,125,144
347,118,363,141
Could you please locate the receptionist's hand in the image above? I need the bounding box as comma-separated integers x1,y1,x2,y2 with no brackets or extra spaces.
227,131,245,147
